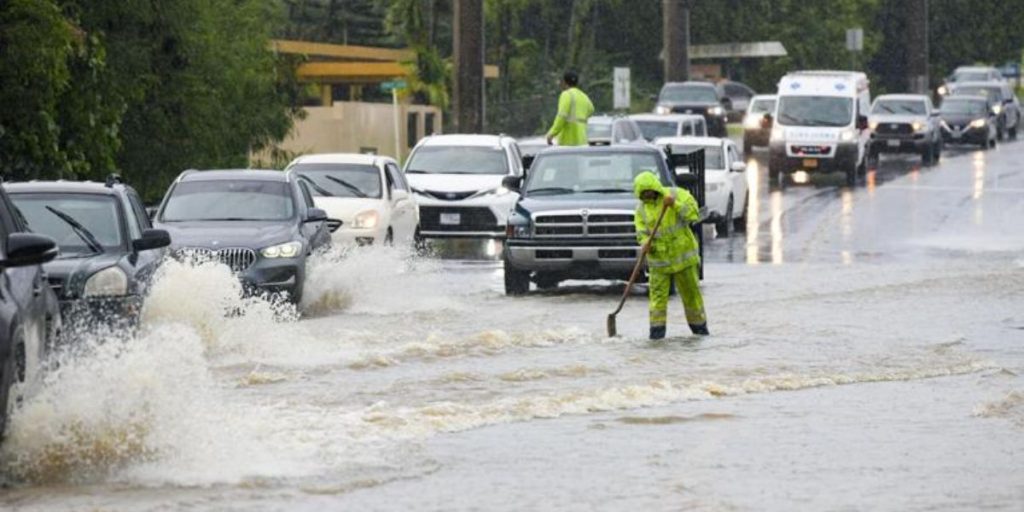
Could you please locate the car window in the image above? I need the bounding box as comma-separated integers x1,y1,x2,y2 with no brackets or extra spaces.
872,100,928,115
727,145,740,165
121,194,143,240
298,181,316,208
405,146,509,175
290,164,383,199
749,99,776,114
587,120,613,138
660,85,717,103
127,190,151,230
666,145,725,170
508,143,523,174
0,193,14,254
681,121,693,136
11,193,125,255
695,119,708,136
161,180,296,222
525,153,664,194
725,84,748,98
385,163,408,191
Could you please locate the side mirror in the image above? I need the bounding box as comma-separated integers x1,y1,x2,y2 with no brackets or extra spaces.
305,207,328,223
132,228,171,252
502,175,523,193
761,113,774,129
326,219,343,233
2,233,58,267
856,115,869,130
392,189,409,200
522,154,535,171
730,161,747,173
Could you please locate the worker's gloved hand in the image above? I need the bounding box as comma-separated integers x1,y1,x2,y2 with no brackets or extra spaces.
663,195,675,207
546,136,554,145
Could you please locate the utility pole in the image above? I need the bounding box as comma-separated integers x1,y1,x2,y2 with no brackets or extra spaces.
453,0,484,133
906,0,929,94
663,0,692,82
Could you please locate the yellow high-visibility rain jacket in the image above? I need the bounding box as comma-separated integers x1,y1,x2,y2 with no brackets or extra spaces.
546,87,594,146
633,171,700,274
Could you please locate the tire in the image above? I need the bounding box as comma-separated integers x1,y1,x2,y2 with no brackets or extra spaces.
0,334,24,440
845,165,857,187
934,140,942,162
503,261,530,296
921,145,933,166
733,192,748,233
768,168,781,190
714,196,733,238
535,273,560,290
1010,124,1018,140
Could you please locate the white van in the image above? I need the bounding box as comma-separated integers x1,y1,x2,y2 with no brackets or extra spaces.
767,71,871,187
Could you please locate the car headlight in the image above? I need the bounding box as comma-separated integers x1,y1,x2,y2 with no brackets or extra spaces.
840,129,857,142
937,85,948,96
654,105,670,115
353,210,380,229
992,104,1003,115
83,267,128,297
506,224,530,238
708,106,724,116
969,118,987,129
261,241,302,258
912,121,925,132
474,186,510,198
869,121,879,130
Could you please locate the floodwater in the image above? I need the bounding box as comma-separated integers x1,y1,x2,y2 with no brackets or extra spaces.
1,141,1022,511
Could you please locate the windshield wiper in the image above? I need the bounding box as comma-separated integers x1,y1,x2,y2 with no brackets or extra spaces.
526,187,575,195
296,174,334,197
582,188,631,194
323,175,367,198
405,169,429,174
45,206,103,254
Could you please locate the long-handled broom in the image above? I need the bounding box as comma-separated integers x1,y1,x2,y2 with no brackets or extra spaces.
606,203,670,337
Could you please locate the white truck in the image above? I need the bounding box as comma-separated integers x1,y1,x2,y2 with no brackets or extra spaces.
766,71,871,188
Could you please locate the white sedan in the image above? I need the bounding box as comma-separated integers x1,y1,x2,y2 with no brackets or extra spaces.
654,136,749,238
285,154,419,246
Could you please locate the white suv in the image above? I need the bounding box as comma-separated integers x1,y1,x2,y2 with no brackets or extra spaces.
285,153,419,246
404,134,523,239
656,136,749,238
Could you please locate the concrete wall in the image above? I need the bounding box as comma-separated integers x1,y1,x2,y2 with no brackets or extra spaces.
257,101,442,166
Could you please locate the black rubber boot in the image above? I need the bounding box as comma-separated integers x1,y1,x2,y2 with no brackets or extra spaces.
689,323,710,336
649,326,666,340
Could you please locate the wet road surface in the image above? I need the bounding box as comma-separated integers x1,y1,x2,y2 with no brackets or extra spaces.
1,139,1022,510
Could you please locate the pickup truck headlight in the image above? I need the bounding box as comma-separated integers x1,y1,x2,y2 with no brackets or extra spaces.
708,106,725,116
912,121,925,132
505,223,530,238
83,267,128,297
261,241,302,258
869,121,879,130
353,210,380,229
654,105,670,115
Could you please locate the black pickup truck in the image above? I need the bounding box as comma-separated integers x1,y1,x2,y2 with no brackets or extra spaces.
501,145,705,295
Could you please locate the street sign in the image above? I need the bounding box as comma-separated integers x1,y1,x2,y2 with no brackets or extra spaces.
846,28,864,52
380,80,407,92
613,67,630,110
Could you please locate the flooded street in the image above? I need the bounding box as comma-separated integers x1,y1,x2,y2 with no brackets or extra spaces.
2,142,1023,511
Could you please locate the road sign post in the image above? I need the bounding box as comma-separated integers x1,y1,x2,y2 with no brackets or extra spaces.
846,28,864,71
380,80,408,160
613,67,631,110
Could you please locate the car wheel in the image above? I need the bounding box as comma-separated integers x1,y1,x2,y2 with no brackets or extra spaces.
845,165,857,187
715,196,733,238
503,260,530,296
934,140,942,162
535,273,560,290
921,144,933,166
384,228,394,246
0,334,25,440
733,192,749,233
1010,124,1018,140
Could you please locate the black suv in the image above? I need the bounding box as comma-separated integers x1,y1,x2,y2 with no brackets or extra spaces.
654,81,729,137
6,177,171,330
0,184,61,438
153,170,333,304
949,81,1021,140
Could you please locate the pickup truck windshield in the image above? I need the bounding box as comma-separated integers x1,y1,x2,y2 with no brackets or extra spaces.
778,96,853,127
872,100,927,115
524,153,663,195
660,85,717,103
406,146,508,175
636,120,678,141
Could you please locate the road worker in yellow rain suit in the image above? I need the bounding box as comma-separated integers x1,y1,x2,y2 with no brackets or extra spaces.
546,70,594,146
633,171,709,339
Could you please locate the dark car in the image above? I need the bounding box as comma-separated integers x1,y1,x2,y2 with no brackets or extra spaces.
586,115,645,146
153,170,332,304
654,81,729,137
500,145,692,294
949,81,1021,140
6,177,171,330
0,184,61,439
717,80,757,122
938,96,998,149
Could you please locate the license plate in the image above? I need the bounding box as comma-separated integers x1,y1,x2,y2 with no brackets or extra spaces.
887,139,900,147
440,213,461,225
803,159,818,168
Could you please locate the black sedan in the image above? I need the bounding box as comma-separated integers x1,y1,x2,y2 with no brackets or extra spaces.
153,170,333,304
7,178,171,331
0,184,60,439
938,96,998,149
653,81,729,137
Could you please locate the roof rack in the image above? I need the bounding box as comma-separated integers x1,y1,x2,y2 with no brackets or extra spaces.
105,174,124,188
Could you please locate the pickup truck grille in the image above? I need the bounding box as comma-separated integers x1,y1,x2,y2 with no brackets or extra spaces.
875,122,913,135
532,210,635,239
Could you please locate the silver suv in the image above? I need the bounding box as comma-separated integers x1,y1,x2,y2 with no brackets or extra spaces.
868,94,943,165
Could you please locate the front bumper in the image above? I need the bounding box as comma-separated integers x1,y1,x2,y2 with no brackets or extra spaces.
60,295,144,330
941,126,988,145
240,258,303,297
769,141,859,174
504,240,639,280
331,227,387,246
415,193,517,239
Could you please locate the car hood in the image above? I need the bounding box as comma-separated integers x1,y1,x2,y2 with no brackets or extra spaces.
313,197,384,223
44,252,125,297
869,114,927,124
406,173,505,194
516,193,638,215
156,221,297,249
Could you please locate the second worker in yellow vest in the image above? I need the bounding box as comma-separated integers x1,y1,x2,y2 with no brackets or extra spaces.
546,70,594,146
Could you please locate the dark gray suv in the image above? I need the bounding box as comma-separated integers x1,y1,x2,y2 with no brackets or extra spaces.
153,170,333,304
